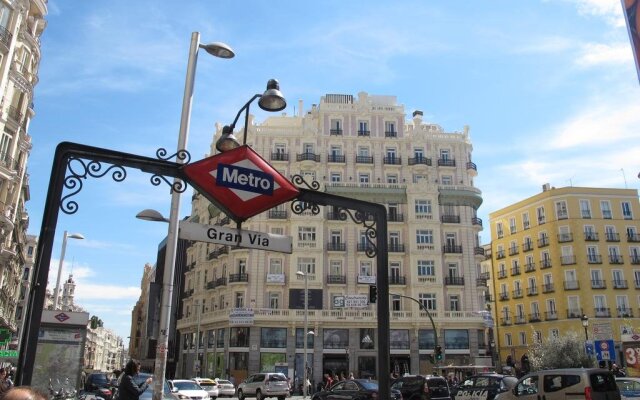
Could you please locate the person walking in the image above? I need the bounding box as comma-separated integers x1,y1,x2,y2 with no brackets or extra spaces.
0,368,13,400
117,360,152,400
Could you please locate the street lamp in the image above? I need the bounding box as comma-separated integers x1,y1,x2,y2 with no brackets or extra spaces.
151,32,234,400
581,314,589,340
52,230,84,309
296,270,310,400
215,79,287,152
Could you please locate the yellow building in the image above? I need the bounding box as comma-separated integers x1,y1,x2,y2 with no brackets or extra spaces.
489,185,640,368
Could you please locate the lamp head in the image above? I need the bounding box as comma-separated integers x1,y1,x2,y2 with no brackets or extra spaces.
258,79,286,112
199,42,235,59
67,233,85,240
216,125,241,153
296,271,305,277
136,209,169,222
581,314,589,327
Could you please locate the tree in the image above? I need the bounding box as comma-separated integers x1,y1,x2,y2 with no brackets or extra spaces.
528,331,595,370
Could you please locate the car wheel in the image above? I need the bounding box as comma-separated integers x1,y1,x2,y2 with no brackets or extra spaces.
238,390,245,400
255,390,263,400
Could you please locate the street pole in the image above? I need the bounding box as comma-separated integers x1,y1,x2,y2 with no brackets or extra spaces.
297,271,309,400
52,230,83,310
391,293,439,366
193,300,202,377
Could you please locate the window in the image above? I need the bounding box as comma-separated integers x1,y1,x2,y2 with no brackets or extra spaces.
330,119,342,134
441,175,452,185
496,222,504,238
269,293,280,309
414,148,424,158
0,3,11,30
419,293,437,310
505,333,512,346
330,260,343,276
415,199,432,215
449,295,460,311
622,201,633,219
358,121,369,136
359,261,372,277
587,246,600,263
601,200,612,219
550,329,559,338
385,121,396,135
522,213,530,230
238,259,246,274
303,143,314,153
440,149,450,160
416,229,433,244
417,260,435,276
357,146,370,156
330,145,342,156
298,258,316,274
330,172,341,182
555,201,568,219
0,130,12,157
386,174,398,184
235,292,244,308
509,218,517,234
537,207,546,224
359,173,370,184
580,200,591,218
413,174,428,184
298,227,316,241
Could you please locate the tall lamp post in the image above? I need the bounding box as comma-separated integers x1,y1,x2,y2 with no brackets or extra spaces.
296,270,310,400
52,230,84,309
581,314,589,340
151,32,234,400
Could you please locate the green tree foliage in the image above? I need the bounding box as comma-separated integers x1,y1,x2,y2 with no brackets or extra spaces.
528,331,595,370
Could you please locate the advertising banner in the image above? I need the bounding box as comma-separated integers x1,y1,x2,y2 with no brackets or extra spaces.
621,0,640,83
622,340,640,377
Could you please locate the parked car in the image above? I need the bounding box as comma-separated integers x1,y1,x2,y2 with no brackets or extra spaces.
168,380,210,400
85,373,114,400
495,368,620,400
312,379,402,400
237,372,289,400
391,374,451,400
214,379,236,398
192,378,219,399
455,373,518,400
616,377,640,400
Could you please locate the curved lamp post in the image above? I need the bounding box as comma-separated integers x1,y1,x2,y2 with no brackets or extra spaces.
52,231,84,309
296,270,310,400
215,79,286,152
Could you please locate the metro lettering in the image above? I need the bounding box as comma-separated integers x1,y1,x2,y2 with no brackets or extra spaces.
217,163,274,195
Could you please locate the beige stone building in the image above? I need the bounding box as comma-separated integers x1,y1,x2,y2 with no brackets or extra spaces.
0,0,46,341
175,92,488,384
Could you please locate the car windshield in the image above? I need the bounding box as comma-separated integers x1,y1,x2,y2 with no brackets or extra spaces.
174,382,202,391
199,383,216,389
92,375,110,384
216,380,232,385
360,381,378,390
269,375,286,382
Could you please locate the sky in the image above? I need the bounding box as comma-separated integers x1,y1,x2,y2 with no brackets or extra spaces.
26,0,640,342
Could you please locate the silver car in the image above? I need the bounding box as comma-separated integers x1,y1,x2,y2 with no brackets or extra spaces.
237,373,289,400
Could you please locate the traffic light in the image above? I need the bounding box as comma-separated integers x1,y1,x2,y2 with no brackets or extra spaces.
368,285,378,304
435,345,443,361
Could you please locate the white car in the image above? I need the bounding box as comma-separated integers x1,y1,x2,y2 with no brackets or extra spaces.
192,378,220,399
214,379,236,398
169,380,210,400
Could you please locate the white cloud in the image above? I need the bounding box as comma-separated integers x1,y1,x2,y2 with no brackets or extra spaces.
557,0,627,27
75,284,141,300
575,42,634,66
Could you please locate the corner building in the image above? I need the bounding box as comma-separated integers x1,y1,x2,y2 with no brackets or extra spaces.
176,92,487,383
489,186,640,366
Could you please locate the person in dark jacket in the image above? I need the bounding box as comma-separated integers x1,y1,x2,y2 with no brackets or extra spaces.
118,360,152,400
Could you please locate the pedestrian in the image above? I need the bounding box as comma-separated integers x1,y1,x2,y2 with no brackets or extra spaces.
2,387,47,400
117,360,152,400
0,368,13,399
348,372,354,380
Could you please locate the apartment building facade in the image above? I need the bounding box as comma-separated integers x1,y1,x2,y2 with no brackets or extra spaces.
0,0,46,336
489,185,640,366
176,92,487,384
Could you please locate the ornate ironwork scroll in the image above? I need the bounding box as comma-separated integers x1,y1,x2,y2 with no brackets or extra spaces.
290,174,378,257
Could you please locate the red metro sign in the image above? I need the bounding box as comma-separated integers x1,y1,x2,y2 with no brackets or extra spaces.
182,145,299,221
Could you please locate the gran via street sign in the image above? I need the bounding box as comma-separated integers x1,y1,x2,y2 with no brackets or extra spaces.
183,145,299,221
179,220,292,253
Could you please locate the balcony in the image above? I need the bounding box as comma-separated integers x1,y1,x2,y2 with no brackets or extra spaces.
327,212,344,221
587,253,607,264
355,155,374,164
327,154,346,163
538,236,549,247
472,217,483,227
508,246,519,256
564,280,580,290
606,232,620,242
8,106,23,123
585,232,599,241
441,214,460,223
567,309,583,319
357,130,370,137
557,211,568,220
636,279,640,289
383,156,402,165
603,210,613,219
499,292,509,301
357,243,375,253
512,289,523,298
443,245,463,254
389,243,405,252
540,259,552,269
558,233,573,243
206,280,217,290
466,162,477,172
561,255,576,265
542,283,554,293
390,275,407,285
0,26,12,48
268,210,288,219
296,152,320,162
591,280,606,289
582,210,592,219
525,262,536,272
631,256,640,265
528,313,541,322
511,267,521,276
327,242,346,251
527,287,538,296
595,307,611,317
327,274,346,284
514,315,526,325
437,158,456,167
497,270,507,279
484,294,494,302
216,277,227,287
408,156,432,166
609,255,624,264
628,233,640,242
613,280,628,289
474,247,485,256
617,308,633,318
545,311,558,321
444,276,465,286
385,131,398,138
500,316,512,325
270,152,289,162
476,278,488,287
388,213,404,222
496,250,505,259
330,128,343,136
522,242,533,252
229,273,249,283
